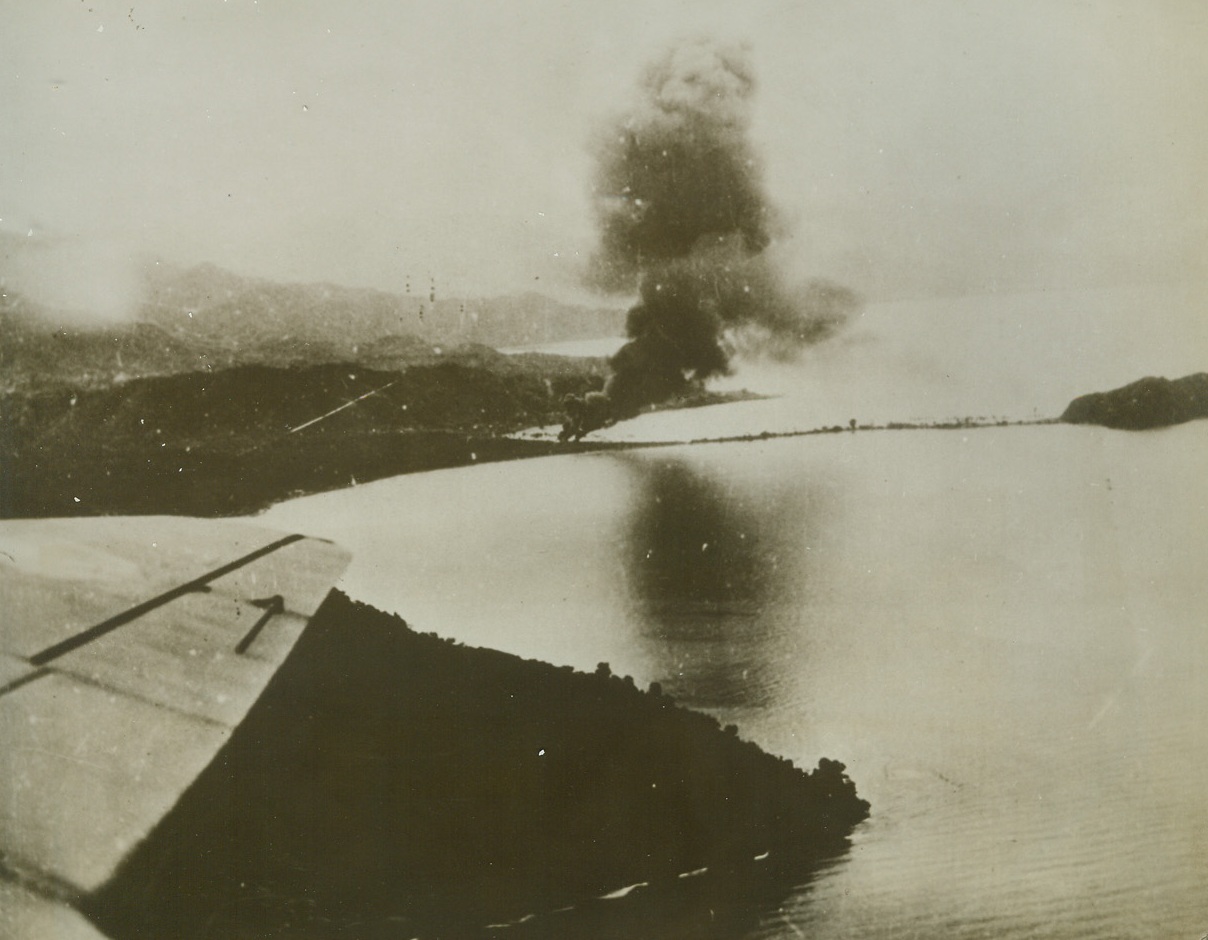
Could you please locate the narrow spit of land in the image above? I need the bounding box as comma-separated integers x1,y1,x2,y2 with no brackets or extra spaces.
16,327,1194,522
2,353,776,518
0,353,1058,521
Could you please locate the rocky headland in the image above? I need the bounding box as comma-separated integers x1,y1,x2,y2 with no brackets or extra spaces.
86,591,870,939
1061,373,1208,430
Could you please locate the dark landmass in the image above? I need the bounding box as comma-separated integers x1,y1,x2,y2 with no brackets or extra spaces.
1,259,778,518
1,345,767,519
86,590,869,940
1060,372,1208,430
1,354,599,517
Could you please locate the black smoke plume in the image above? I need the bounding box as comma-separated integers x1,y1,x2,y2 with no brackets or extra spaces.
562,38,856,441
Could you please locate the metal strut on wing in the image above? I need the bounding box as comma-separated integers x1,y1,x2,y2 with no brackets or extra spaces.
235,595,286,655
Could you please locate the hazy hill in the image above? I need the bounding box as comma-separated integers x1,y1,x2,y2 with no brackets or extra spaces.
1,259,632,517
140,262,625,362
1,261,625,392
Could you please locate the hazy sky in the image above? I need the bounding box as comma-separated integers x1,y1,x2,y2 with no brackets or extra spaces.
3,0,1206,312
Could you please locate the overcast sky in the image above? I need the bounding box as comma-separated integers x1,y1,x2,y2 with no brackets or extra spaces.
3,0,1206,313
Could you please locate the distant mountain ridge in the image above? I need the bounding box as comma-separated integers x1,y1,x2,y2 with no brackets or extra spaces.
143,262,625,349
1,261,626,392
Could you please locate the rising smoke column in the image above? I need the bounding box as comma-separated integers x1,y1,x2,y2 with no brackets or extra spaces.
563,38,854,440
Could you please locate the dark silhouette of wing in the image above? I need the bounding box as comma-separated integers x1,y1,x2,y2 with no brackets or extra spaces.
1,516,350,938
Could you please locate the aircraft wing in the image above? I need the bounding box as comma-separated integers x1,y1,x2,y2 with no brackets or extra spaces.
0,516,351,939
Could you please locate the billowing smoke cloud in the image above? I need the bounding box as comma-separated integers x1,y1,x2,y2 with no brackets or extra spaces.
587,38,769,292
562,38,857,441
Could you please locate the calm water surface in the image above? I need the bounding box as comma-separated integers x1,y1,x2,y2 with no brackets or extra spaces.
260,288,1208,938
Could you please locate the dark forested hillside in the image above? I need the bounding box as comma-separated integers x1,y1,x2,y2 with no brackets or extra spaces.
87,590,869,940
1,352,609,518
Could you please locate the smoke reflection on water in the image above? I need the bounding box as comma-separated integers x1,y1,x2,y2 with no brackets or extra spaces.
259,420,1208,938
617,455,828,710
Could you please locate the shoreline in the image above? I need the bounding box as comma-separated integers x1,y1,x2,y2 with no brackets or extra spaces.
3,410,1062,521
9,348,1196,523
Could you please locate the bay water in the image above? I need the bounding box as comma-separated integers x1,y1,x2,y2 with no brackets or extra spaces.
260,285,1207,937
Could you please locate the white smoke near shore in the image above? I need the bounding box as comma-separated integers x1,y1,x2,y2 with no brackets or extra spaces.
0,222,147,325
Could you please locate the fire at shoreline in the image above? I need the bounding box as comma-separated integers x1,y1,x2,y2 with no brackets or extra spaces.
561,37,858,442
